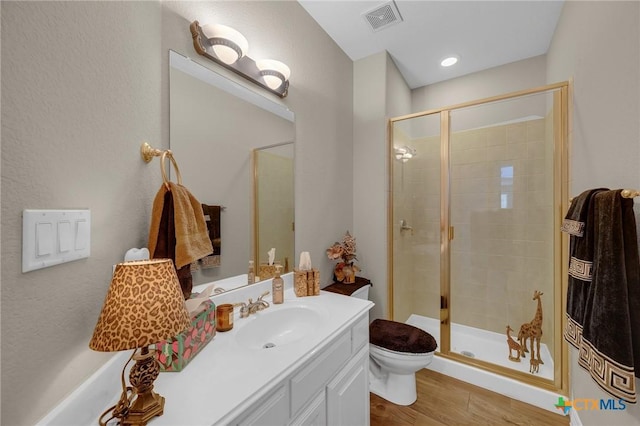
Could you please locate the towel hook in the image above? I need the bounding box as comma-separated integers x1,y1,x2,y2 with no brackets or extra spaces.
140,142,183,190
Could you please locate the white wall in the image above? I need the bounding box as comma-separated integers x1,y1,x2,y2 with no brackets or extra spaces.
412,55,547,112
1,1,354,425
546,1,640,425
353,52,412,320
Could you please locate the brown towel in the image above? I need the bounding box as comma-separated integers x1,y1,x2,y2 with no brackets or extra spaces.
561,188,607,349
149,182,212,269
578,190,640,403
148,183,213,299
199,204,221,269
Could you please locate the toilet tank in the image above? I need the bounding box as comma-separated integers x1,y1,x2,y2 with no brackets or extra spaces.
351,284,370,300
323,278,372,300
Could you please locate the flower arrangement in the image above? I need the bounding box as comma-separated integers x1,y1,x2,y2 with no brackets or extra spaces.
326,231,360,283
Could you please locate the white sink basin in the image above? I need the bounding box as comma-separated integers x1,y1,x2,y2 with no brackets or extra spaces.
235,304,328,350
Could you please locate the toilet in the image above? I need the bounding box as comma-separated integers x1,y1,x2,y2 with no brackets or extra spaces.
325,280,437,406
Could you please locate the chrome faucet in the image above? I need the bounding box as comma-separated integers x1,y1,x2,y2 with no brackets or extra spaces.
235,291,270,318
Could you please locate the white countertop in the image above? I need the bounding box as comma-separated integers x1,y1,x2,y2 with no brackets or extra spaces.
38,273,373,426
157,280,372,425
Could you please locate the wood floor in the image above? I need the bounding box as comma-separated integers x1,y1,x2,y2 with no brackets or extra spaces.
370,369,569,426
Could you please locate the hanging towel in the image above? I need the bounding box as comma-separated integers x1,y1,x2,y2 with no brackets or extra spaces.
148,182,213,299
578,190,640,403
149,182,212,268
199,204,221,269
561,188,607,349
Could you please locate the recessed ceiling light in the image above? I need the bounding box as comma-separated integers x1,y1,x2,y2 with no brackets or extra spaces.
440,56,459,67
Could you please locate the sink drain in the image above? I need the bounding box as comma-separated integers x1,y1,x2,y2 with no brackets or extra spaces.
263,342,276,349
460,350,475,358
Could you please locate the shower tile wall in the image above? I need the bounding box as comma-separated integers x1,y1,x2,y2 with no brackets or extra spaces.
398,118,554,354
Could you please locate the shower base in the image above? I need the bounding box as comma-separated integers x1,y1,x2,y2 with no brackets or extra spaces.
406,314,564,414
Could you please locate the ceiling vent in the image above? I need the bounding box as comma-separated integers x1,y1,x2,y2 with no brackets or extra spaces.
363,1,403,32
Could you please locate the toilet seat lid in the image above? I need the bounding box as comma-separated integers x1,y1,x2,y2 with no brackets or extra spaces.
369,319,437,354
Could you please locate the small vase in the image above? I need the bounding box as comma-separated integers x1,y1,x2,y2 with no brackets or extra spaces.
335,262,357,284
343,264,356,283
334,263,346,283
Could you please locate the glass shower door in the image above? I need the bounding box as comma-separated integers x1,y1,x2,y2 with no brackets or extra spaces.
391,113,442,352
448,90,558,379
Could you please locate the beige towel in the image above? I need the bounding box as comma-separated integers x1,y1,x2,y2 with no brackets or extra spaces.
148,182,213,269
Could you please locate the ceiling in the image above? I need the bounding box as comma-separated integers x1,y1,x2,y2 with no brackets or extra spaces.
298,0,564,89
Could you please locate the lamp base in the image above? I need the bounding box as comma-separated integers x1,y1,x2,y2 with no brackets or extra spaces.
122,347,165,426
121,392,164,426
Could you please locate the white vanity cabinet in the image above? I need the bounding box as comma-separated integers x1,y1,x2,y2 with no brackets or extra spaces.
236,384,290,425
230,313,370,426
326,346,370,426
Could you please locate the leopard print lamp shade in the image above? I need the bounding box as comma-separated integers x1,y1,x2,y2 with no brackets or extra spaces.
89,259,191,352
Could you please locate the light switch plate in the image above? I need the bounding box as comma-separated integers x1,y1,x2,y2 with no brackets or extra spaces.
22,209,91,273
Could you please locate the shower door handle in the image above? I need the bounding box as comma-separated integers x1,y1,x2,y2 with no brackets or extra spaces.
449,226,454,241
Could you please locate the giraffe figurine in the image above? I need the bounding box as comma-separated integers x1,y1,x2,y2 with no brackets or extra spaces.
517,323,532,359
528,290,544,365
529,356,541,374
506,325,522,362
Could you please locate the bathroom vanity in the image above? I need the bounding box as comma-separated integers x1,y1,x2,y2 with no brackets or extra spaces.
38,273,374,425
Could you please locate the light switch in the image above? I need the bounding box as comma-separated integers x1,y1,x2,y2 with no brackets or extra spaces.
75,219,89,250
23,209,91,273
58,221,72,252
36,222,53,256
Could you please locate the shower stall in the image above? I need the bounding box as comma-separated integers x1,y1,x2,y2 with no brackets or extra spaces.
389,83,569,397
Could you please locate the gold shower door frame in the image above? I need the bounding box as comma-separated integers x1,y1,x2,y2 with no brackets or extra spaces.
387,82,570,395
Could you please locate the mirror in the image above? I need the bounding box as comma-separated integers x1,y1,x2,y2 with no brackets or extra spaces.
169,50,295,286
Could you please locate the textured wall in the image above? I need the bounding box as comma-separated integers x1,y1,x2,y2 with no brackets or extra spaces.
1,2,163,424
1,1,353,424
546,2,640,425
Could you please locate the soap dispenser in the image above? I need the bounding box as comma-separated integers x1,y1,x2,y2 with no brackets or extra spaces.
272,265,284,304
248,260,255,285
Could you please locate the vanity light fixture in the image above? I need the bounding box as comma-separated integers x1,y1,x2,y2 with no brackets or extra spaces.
190,20,290,98
440,56,459,67
89,259,191,426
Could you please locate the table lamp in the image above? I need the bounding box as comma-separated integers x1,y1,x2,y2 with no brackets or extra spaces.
89,259,191,426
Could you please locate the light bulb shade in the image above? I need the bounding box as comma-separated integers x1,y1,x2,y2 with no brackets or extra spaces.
89,259,191,352
256,59,291,90
200,24,248,65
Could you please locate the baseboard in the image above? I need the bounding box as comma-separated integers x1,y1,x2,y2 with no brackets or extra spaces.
569,408,583,426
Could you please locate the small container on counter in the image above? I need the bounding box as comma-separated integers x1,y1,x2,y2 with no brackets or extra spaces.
272,265,284,304
216,304,234,332
248,260,256,285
